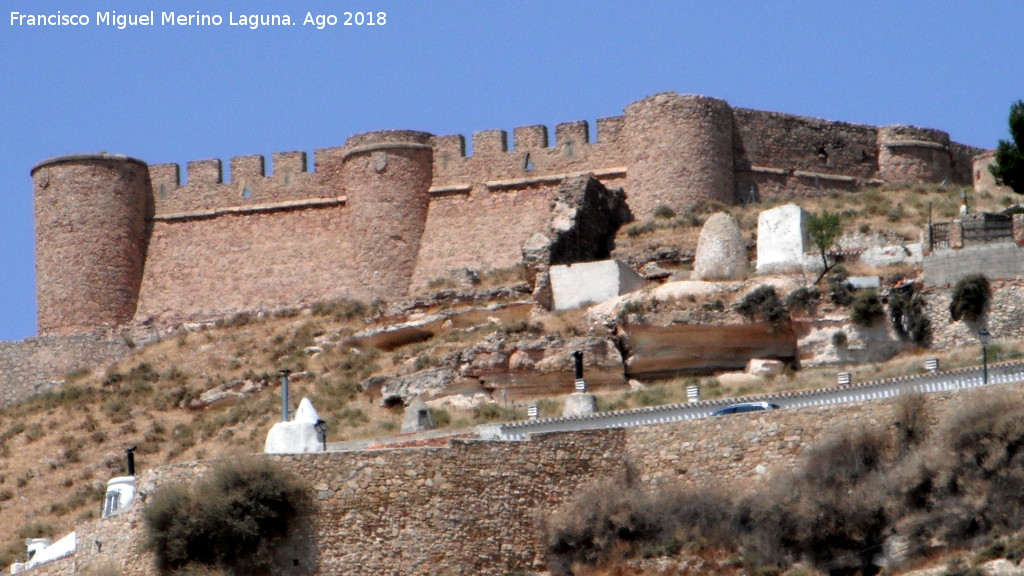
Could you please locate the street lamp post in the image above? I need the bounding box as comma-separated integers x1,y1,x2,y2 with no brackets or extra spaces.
278,368,292,422
978,328,991,385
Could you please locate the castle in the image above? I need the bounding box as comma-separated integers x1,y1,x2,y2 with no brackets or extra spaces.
1,92,986,404
31,92,982,336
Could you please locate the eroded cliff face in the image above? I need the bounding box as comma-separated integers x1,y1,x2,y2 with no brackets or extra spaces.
620,321,798,378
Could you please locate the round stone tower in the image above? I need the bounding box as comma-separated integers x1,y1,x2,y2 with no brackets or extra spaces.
624,93,735,219
877,125,952,184
341,130,434,299
32,154,151,335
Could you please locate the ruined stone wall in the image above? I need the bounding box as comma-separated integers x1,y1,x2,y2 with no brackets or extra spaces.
28,383,1017,576
924,280,1024,349
0,336,130,407
878,125,953,184
733,108,880,201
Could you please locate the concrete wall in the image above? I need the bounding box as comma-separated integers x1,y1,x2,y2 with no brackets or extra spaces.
550,260,644,310
923,242,1024,287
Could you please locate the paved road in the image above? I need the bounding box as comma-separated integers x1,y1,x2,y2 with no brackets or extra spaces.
486,360,1024,440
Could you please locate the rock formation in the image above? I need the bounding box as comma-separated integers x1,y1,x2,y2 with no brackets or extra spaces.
693,212,748,280
522,176,632,308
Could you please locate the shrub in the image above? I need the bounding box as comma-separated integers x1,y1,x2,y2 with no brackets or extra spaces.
950,273,990,323
144,457,307,575
827,272,854,306
473,403,505,423
736,285,788,326
625,221,657,237
430,408,451,427
542,472,735,573
850,289,884,326
894,394,929,454
785,286,820,315
889,285,932,345
653,204,677,219
831,330,848,348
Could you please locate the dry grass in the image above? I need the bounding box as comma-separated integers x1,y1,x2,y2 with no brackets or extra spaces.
1,183,1019,567
612,183,1018,273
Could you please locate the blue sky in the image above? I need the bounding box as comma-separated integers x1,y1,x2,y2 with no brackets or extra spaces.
1,1,1022,341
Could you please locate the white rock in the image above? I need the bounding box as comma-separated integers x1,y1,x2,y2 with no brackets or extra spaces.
693,212,748,281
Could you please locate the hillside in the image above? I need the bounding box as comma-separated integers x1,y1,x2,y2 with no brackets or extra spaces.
0,182,1021,571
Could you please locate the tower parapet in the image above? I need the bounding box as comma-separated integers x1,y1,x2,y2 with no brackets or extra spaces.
342,130,434,299
877,125,952,184
624,93,735,218
32,154,151,335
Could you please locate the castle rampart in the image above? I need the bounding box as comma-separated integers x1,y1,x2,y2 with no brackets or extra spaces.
32,155,151,336
24,93,984,341
878,124,953,184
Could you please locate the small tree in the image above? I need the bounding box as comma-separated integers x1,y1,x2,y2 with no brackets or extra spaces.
889,285,932,346
990,100,1024,194
144,457,307,575
808,211,842,285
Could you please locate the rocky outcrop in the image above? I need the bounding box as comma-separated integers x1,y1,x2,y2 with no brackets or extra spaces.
794,317,909,367
345,301,533,350
620,320,798,378
458,334,625,396
523,176,632,308
377,367,459,407
693,212,747,280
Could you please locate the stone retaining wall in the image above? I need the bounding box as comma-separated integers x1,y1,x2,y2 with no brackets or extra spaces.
25,382,1012,576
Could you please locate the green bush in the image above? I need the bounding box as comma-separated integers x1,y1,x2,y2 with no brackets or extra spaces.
473,403,505,423
785,286,820,315
542,472,735,573
850,289,884,326
828,273,854,306
653,204,677,219
736,285,788,326
889,285,931,345
950,273,990,323
144,457,307,575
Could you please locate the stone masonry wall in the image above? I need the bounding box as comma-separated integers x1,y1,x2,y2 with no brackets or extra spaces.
0,336,130,407
27,383,1015,576
411,181,561,291
32,94,983,340
134,206,360,329
733,108,880,201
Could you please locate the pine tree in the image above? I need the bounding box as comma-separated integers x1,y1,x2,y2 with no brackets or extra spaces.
990,100,1024,194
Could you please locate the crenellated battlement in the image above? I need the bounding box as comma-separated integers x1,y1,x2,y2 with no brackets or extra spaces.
30,93,986,337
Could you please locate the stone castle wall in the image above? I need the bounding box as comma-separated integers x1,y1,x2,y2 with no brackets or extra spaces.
0,336,130,407
6,93,986,402
28,383,1005,576
30,93,983,339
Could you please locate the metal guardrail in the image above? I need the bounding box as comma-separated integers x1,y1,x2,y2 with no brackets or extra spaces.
488,360,1024,440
